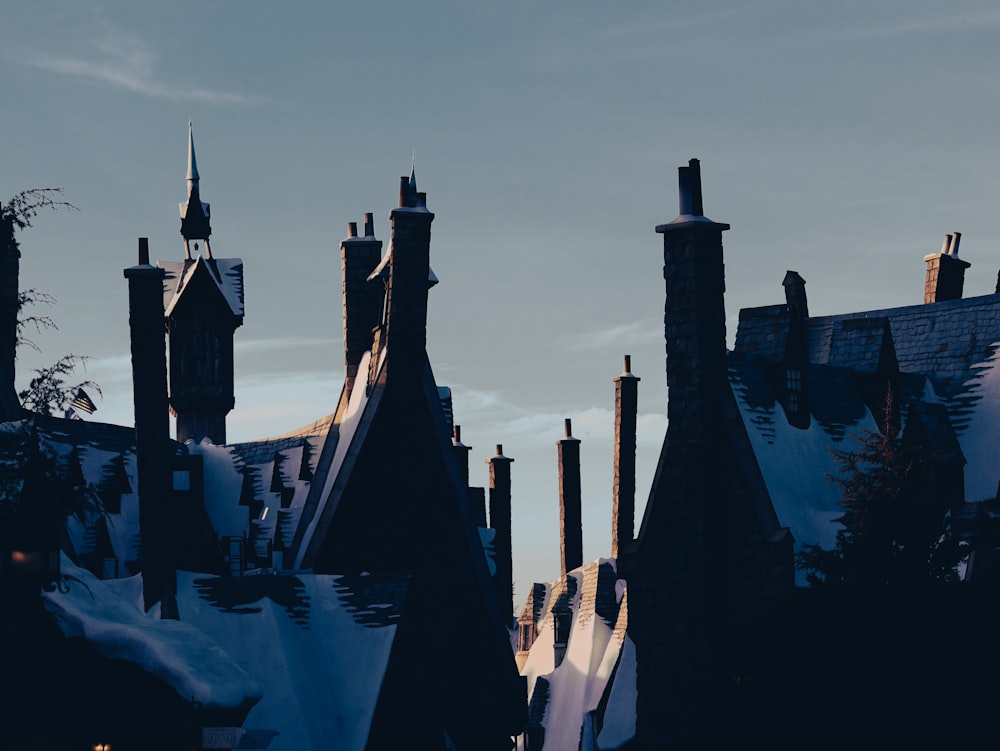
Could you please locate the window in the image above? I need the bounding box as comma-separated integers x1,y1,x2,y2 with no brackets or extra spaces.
786,368,802,413
519,622,536,652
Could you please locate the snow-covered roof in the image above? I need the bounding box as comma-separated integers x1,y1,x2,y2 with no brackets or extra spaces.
160,257,245,318
519,559,631,750
730,288,1000,581
43,557,261,715
176,569,407,751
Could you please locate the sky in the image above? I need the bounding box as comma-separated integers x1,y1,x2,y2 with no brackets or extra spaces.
4,0,1000,603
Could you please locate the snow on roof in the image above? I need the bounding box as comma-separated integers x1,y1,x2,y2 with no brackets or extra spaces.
292,347,386,569
176,569,406,751
160,257,245,318
520,559,629,750
730,368,867,581
949,343,1000,500
186,415,332,554
43,557,261,714
594,633,636,751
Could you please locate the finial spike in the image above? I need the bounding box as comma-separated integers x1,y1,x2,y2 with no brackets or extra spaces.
409,149,417,190
186,122,200,184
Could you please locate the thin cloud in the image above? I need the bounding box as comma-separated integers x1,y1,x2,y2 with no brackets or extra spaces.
823,9,1000,42
22,25,259,104
555,321,660,352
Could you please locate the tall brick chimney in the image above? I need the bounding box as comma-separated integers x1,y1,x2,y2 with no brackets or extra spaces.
631,158,793,748
0,212,22,420
341,213,383,399
486,444,514,628
124,238,176,616
612,356,639,559
924,232,970,304
385,171,434,389
558,418,583,577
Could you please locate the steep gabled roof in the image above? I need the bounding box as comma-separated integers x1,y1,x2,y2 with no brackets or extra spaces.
160,257,245,318
519,559,630,749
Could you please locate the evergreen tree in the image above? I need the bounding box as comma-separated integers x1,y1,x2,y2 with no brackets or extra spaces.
798,389,959,590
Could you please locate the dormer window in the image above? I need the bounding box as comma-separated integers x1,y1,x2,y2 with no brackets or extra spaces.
553,612,571,646
518,621,536,652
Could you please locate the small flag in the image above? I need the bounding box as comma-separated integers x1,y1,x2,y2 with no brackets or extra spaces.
65,407,81,421
70,388,97,415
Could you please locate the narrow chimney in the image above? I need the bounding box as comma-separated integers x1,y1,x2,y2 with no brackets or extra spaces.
782,270,808,319
453,425,472,490
341,215,383,399
385,177,434,389
558,419,583,576
677,158,704,217
0,211,22,420
924,232,971,304
612,357,640,559
486,444,515,627
124,239,177,616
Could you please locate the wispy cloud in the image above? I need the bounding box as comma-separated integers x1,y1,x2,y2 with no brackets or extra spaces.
22,24,259,104
450,387,666,450
841,9,1000,40
555,321,660,352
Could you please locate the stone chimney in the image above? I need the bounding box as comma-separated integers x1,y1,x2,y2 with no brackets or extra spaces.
655,158,730,438
0,211,21,420
454,425,487,527
924,232,971,304
612,357,640,559
124,238,176,616
486,444,514,628
558,419,583,577
782,270,808,319
385,172,434,389
341,212,383,399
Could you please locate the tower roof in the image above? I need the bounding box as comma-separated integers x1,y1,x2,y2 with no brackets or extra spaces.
179,122,212,245
186,121,200,183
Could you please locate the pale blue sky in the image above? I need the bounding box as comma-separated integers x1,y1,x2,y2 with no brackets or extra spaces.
5,0,1000,600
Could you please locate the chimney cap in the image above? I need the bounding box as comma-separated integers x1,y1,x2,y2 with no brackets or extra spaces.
559,418,581,443
485,443,514,463
615,354,640,382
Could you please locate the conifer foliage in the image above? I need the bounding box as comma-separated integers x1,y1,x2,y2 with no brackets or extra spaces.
797,390,959,589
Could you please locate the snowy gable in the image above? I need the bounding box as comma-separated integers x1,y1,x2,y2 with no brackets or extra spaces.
184,415,333,564
160,257,245,318
176,569,407,751
519,559,630,751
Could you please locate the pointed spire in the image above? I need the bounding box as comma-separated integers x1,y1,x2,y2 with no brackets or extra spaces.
179,122,212,258
409,150,417,191
186,121,200,186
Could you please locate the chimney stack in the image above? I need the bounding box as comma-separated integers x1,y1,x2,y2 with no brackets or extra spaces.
612,357,640,559
341,214,383,399
385,173,434,389
558,419,583,577
782,270,808,319
486,444,514,627
924,232,971,304
0,211,21,420
124,238,176,616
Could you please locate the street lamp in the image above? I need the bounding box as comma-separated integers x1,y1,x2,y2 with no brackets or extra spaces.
93,744,111,751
